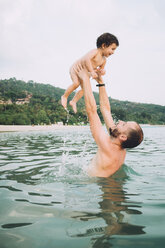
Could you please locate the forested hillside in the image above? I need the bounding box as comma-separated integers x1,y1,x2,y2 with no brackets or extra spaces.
0,78,164,125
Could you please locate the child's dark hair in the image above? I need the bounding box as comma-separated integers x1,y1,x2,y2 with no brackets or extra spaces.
96,33,119,48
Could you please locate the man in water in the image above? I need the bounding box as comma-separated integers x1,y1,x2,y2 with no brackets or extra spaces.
77,68,143,177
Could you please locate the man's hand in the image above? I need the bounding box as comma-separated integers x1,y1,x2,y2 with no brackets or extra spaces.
91,71,98,79
77,67,89,81
100,69,106,75
96,68,106,76
95,70,104,84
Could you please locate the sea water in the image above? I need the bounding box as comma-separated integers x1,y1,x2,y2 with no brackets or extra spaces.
0,125,165,248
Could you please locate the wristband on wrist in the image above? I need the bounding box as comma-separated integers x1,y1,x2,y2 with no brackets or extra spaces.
96,83,105,87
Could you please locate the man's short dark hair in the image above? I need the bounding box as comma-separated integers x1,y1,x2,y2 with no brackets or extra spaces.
96,33,119,48
122,125,144,149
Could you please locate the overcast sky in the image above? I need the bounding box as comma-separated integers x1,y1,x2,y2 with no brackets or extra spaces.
0,0,165,105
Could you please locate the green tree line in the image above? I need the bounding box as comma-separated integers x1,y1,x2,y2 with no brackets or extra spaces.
0,78,164,125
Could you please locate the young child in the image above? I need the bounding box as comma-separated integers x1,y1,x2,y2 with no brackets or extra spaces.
61,33,119,113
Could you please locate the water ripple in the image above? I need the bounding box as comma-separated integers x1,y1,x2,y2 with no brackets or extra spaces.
0,127,165,247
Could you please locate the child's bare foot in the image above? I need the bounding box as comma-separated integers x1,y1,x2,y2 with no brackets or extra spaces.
61,95,67,109
69,100,77,113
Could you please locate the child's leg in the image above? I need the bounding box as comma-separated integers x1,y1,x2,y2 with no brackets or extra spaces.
61,73,80,109
69,89,83,113
69,78,85,113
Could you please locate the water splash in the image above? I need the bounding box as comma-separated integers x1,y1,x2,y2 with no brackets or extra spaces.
58,108,70,176
58,135,69,176
65,108,70,125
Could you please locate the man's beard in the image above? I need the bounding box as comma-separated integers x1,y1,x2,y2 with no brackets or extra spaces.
109,127,120,138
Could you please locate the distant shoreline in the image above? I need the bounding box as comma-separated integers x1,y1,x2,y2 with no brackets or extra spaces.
0,124,89,133
0,124,165,133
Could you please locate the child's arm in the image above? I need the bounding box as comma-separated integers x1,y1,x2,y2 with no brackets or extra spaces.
83,49,98,79
97,59,106,75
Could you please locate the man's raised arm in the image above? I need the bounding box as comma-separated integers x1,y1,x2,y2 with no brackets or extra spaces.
78,68,110,148
96,75,116,132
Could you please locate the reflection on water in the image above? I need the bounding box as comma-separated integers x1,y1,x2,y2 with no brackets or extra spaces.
2,223,33,229
68,174,145,248
0,126,165,248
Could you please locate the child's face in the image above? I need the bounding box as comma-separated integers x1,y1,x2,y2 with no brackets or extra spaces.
102,43,117,57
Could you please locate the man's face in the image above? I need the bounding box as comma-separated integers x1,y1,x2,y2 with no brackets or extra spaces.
110,121,138,137
102,43,117,57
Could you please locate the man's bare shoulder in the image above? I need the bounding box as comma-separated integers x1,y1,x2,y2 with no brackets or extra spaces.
98,135,113,152
100,138,126,160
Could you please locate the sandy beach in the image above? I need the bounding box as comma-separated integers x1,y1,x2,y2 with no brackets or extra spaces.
0,124,88,132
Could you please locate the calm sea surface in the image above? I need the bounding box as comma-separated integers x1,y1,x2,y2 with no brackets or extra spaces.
0,126,165,248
